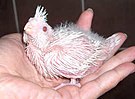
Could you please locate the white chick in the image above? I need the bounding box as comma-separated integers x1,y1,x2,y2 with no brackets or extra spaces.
23,6,122,89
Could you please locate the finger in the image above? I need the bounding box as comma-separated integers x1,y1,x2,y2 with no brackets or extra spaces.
81,46,135,84
97,46,135,76
76,8,93,31
105,32,127,59
80,62,135,99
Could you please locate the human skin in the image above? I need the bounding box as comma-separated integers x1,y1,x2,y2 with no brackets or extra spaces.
0,9,135,99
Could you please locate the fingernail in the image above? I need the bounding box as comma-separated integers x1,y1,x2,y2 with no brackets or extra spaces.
123,33,127,38
86,8,93,13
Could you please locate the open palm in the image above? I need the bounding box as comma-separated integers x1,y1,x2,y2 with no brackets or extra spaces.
0,9,135,99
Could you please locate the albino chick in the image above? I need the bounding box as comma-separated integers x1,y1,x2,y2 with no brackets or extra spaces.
23,6,122,88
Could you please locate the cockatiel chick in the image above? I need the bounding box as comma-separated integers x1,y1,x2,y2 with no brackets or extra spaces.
23,6,122,89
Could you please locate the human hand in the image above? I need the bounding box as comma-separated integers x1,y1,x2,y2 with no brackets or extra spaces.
0,9,135,99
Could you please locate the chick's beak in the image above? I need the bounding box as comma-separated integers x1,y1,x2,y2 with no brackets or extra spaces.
24,22,32,33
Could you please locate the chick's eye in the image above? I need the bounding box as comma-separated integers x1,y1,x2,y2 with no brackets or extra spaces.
43,26,47,32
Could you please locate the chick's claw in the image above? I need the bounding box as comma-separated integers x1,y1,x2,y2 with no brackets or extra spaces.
54,79,81,90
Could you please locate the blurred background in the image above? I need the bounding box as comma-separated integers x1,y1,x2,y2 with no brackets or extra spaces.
0,0,135,98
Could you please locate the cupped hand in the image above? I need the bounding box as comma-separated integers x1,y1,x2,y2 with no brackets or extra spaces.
0,9,135,99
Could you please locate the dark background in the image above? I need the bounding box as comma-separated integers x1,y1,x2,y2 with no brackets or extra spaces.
0,0,135,98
